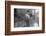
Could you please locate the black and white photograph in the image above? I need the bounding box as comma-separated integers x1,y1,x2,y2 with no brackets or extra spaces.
14,8,39,27
11,5,42,31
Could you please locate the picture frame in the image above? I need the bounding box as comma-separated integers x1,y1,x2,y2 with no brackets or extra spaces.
5,1,45,35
